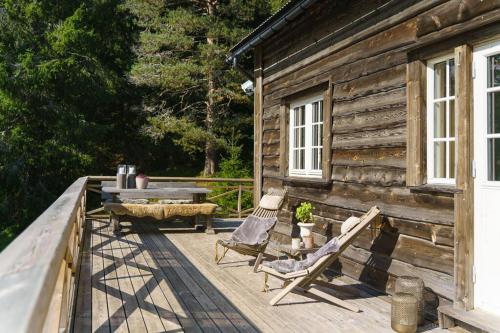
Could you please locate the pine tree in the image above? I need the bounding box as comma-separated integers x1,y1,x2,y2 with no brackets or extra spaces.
0,0,138,245
127,0,272,176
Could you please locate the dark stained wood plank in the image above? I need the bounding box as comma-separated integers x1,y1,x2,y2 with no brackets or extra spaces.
332,147,406,169
406,59,426,187
254,45,264,208
453,44,474,311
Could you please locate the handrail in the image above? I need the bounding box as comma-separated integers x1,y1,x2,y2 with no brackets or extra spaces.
0,177,88,333
87,175,254,183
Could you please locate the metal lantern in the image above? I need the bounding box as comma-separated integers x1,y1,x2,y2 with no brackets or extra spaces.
395,276,425,325
391,292,418,333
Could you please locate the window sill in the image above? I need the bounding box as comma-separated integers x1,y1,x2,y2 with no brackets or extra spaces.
408,184,462,195
279,176,332,189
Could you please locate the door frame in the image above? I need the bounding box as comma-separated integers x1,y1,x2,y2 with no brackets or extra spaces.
472,39,500,312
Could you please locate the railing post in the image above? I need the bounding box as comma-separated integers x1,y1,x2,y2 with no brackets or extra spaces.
237,184,242,219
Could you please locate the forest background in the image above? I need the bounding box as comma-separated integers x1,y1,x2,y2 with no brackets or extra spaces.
0,0,287,250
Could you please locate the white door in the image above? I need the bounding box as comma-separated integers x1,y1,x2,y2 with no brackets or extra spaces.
473,40,500,315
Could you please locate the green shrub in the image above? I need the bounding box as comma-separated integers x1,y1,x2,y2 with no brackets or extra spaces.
295,202,315,223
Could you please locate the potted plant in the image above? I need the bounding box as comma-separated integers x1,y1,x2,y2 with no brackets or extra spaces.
295,201,315,238
136,173,149,189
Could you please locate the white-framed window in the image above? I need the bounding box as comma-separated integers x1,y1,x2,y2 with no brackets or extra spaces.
427,55,456,184
289,95,323,178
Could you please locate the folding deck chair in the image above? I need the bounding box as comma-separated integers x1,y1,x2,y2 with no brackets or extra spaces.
254,206,380,311
215,188,287,270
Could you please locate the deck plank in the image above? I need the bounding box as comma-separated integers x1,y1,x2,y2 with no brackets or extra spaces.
138,231,222,332
91,220,111,333
129,231,203,332
147,230,249,333
107,223,148,332
122,231,184,331
100,224,128,332
112,228,166,333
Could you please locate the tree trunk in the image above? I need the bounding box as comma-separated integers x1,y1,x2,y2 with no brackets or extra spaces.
203,0,216,176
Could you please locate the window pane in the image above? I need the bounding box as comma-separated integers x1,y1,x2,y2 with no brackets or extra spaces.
449,100,455,137
319,125,323,145
434,101,446,138
294,107,299,126
488,54,500,88
313,102,318,123
319,101,323,121
449,59,455,96
312,125,318,146
488,138,500,181
294,128,299,148
434,142,446,178
318,149,322,170
488,91,500,134
434,61,447,99
300,127,305,148
293,150,298,169
312,148,318,169
299,149,305,169
449,141,455,179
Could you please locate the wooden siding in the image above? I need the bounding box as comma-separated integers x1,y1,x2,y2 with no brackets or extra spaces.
256,0,500,311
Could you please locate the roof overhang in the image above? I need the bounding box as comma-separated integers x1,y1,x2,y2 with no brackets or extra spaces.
227,0,318,64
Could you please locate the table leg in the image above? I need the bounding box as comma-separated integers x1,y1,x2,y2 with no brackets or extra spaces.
205,215,214,234
111,212,121,234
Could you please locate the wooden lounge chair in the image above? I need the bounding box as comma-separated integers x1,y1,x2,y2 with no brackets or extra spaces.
254,206,380,311
215,188,287,270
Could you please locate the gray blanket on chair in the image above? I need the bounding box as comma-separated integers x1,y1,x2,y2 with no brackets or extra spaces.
263,237,340,273
229,215,277,245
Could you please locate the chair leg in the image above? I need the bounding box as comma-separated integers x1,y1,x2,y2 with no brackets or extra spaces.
269,276,306,306
253,252,264,273
262,272,269,293
216,247,229,265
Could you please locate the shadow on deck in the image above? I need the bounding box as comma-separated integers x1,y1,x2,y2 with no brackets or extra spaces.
73,219,448,333
73,219,256,332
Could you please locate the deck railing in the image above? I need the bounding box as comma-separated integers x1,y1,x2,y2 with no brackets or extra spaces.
0,177,88,333
86,176,254,219
0,175,253,333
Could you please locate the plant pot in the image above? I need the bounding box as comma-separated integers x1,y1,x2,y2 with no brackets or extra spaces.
136,177,149,189
297,222,315,237
303,236,314,249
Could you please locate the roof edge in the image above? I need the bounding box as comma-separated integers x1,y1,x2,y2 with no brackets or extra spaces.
227,0,318,63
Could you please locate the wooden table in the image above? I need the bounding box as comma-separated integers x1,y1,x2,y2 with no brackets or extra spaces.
102,186,214,233
102,186,211,202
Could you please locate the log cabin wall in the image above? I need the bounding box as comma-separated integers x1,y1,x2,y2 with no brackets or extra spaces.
257,0,500,311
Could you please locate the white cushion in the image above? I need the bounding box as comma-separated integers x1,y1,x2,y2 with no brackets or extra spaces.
259,194,283,210
341,216,361,234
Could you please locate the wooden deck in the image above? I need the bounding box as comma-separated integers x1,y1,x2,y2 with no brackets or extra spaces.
73,219,449,332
